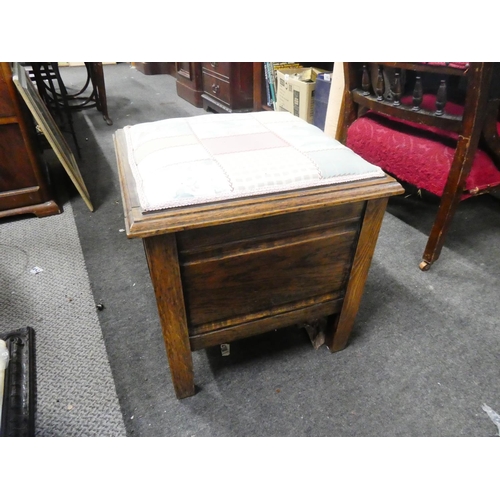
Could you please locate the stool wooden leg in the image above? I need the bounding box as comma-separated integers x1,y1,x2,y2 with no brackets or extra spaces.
326,198,388,352
143,234,195,399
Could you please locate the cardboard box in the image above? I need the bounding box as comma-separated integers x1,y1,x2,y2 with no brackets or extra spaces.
276,67,326,123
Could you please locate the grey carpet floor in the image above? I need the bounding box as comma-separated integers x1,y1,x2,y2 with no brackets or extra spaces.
0,195,126,436
29,63,500,436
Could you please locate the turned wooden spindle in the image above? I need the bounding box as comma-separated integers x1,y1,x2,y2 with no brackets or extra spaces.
392,70,402,106
412,74,423,110
435,78,447,116
362,64,371,95
376,65,385,101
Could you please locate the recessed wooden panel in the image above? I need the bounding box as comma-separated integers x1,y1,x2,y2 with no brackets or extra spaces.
175,63,203,108
180,221,360,328
0,66,15,118
176,62,193,80
0,124,38,191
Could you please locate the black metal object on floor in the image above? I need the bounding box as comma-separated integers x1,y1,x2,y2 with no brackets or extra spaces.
0,327,35,437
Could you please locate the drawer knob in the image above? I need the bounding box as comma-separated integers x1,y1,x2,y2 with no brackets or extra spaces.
212,84,220,94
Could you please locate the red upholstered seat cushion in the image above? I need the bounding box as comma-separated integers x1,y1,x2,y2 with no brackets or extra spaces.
420,62,469,70
346,96,500,198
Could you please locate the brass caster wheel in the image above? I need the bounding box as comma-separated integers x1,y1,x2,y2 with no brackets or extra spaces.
419,260,431,271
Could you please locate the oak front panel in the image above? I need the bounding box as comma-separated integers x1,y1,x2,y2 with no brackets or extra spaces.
177,203,364,329
176,203,364,253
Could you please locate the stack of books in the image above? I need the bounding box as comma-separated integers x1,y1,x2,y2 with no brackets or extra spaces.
263,62,302,110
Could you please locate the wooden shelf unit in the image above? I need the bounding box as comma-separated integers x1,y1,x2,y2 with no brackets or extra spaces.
252,62,334,112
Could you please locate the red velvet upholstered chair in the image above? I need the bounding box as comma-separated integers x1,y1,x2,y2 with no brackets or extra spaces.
336,62,500,270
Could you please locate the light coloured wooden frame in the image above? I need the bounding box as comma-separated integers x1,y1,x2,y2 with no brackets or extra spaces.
11,62,93,212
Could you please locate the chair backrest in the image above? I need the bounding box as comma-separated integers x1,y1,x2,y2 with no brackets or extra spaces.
336,62,497,149
335,62,500,270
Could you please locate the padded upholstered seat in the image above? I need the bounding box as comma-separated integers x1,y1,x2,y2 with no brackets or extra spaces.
123,111,385,212
114,111,403,399
346,101,500,199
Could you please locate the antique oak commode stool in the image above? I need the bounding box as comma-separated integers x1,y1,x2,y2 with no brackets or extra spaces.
114,111,403,399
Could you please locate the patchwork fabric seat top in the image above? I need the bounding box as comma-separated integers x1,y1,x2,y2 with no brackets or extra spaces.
122,111,386,212
114,110,403,399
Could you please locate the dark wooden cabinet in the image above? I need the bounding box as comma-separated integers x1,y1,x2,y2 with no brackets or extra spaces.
201,63,254,113
0,62,60,218
175,63,204,108
134,62,176,76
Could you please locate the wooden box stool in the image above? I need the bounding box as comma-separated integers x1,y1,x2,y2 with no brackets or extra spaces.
114,111,403,399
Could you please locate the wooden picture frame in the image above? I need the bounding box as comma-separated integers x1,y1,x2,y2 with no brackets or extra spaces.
0,327,35,437
11,62,93,212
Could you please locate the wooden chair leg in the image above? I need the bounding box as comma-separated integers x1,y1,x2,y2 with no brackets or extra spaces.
420,138,482,270
143,234,195,399
420,193,464,271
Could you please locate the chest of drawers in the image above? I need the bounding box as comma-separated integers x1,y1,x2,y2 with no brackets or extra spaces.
201,62,254,113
